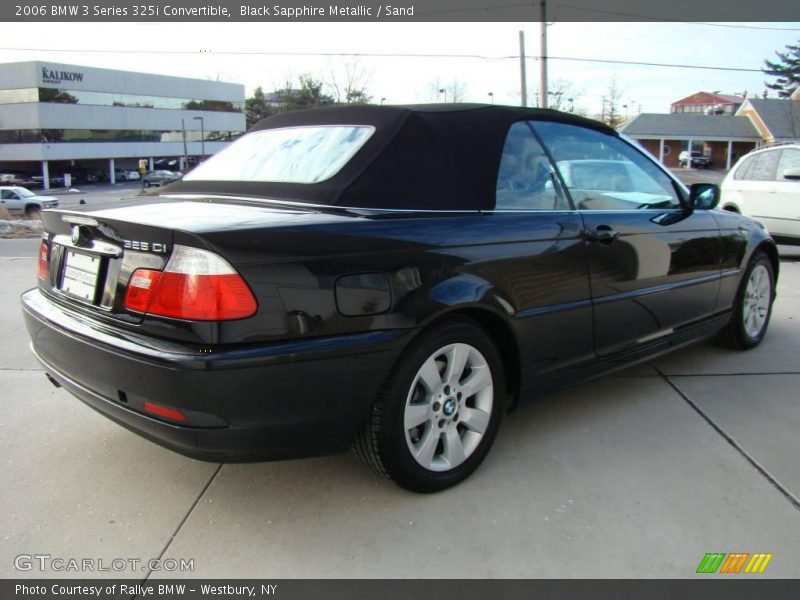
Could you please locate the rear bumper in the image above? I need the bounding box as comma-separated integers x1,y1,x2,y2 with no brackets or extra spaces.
22,288,414,462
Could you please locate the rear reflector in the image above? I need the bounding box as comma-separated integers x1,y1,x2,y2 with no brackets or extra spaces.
124,245,257,321
125,270,161,313
143,401,187,423
38,243,48,280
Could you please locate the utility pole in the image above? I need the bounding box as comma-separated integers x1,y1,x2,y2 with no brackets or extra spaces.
519,30,527,107
540,0,548,109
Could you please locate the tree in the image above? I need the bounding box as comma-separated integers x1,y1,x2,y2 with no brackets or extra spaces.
279,74,335,112
763,41,800,98
602,77,624,128
245,86,273,128
545,79,583,112
327,60,373,105
427,77,469,103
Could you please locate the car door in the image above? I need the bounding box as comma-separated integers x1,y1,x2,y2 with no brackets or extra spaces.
489,121,594,381
769,148,800,241
725,149,780,222
1,189,23,215
531,121,722,357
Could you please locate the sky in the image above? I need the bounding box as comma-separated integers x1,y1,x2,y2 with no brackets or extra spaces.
1,21,799,116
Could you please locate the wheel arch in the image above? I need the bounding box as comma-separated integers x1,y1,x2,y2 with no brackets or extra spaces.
414,305,522,409
754,239,780,283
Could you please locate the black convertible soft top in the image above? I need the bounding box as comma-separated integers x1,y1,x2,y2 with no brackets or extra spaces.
166,104,616,210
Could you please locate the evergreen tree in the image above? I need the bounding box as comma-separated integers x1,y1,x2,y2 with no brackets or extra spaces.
763,41,800,98
245,86,272,128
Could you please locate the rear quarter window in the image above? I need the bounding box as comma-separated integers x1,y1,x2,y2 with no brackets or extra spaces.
734,150,780,181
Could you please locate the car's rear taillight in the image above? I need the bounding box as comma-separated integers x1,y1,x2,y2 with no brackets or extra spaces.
124,245,257,321
37,243,48,280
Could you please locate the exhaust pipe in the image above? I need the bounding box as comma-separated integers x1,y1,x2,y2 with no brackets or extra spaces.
45,373,61,388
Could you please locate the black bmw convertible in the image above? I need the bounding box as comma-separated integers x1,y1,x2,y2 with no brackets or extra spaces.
22,104,778,492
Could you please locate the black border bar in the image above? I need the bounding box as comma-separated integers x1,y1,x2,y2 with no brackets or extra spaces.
2,0,799,22
3,579,800,600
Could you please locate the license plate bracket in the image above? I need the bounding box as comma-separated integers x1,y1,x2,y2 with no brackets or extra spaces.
60,250,101,302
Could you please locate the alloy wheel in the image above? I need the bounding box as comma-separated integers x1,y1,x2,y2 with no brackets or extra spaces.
743,264,771,339
403,343,494,472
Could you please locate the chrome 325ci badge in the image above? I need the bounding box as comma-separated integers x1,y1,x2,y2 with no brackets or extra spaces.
123,239,168,253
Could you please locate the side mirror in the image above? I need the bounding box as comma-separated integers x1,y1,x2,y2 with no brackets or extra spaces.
782,167,800,180
688,183,720,210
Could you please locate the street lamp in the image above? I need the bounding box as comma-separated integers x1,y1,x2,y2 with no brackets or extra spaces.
488,92,494,104
380,97,386,105
439,88,447,103
193,116,205,161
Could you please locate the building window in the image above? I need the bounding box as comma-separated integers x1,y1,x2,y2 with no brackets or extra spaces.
0,129,241,143
0,88,39,104
0,87,243,113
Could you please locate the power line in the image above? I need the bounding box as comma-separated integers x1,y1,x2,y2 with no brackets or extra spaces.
689,21,800,31
548,55,763,73
0,46,509,60
556,4,800,30
0,45,767,73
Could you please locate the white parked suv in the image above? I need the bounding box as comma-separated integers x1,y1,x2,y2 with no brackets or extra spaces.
720,144,800,245
0,186,59,218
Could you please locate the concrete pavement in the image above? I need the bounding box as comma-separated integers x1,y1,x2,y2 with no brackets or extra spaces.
1,241,798,579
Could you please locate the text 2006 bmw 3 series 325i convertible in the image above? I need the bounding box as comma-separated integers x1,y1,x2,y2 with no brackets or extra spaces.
22,105,778,492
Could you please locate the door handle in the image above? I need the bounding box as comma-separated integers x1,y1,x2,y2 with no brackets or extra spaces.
586,225,621,243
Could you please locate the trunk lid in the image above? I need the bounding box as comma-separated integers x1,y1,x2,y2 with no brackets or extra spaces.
38,196,353,323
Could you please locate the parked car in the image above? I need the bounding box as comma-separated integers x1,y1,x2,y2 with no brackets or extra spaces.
143,170,180,187
0,186,58,218
678,150,713,169
22,105,778,492
720,143,800,245
0,172,36,187
114,168,141,182
69,167,105,184
30,175,65,189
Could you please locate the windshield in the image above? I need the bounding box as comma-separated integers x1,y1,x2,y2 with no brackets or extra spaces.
183,125,375,184
16,188,36,198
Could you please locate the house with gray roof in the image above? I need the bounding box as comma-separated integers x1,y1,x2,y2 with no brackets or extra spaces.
620,92,799,169
620,114,760,169
737,98,800,144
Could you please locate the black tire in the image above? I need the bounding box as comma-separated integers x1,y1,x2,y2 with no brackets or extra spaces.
144,181,151,188
355,318,507,493
724,251,775,350
24,205,41,220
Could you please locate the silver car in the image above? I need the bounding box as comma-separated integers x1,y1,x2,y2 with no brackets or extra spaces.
0,186,59,218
